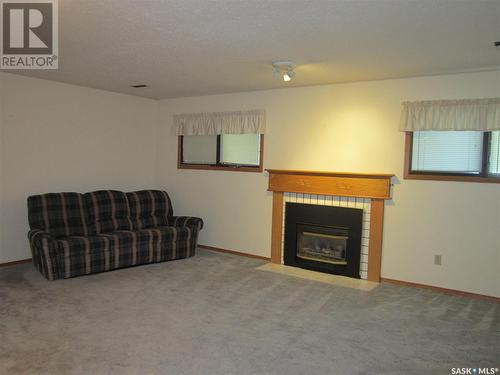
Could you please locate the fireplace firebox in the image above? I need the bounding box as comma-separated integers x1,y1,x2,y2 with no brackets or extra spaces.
284,203,363,278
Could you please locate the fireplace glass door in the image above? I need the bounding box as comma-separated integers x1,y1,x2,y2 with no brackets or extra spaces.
284,203,362,278
296,224,349,265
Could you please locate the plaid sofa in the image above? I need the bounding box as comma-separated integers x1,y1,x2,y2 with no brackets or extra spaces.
27,190,203,280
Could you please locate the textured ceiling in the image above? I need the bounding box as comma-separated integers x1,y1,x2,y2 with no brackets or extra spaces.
5,0,500,99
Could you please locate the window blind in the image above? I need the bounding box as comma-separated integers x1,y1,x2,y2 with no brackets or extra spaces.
411,131,483,174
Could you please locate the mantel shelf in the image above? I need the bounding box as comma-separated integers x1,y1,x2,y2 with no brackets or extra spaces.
266,169,394,200
266,169,394,179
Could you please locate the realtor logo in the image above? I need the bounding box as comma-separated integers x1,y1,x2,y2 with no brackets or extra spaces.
1,0,58,69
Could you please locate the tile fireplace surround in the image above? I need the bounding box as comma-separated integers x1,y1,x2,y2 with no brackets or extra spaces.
267,169,394,282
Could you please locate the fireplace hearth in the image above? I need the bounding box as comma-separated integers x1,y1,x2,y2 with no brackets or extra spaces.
284,203,363,278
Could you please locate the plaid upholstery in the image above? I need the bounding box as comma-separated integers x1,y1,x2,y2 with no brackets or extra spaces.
55,227,196,279
136,226,198,261
126,190,172,229
27,193,92,237
27,190,203,280
84,190,133,234
167,216,204,231
28,229,60,280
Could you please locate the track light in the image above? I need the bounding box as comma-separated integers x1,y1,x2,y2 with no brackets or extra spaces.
272,61,296,82
284,69,295,81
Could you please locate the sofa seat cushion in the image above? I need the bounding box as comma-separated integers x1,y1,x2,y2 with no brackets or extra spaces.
84,190,133,234
136,226,196,261
28,192,93,237
56,226,196,278
126,190,173,229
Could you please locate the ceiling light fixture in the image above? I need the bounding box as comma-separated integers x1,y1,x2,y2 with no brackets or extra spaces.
131,84,148,88
272,61,296,82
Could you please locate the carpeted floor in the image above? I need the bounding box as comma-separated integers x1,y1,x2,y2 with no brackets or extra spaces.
0,249,498,375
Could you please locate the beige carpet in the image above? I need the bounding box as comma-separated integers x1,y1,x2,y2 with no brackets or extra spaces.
1,249,498,374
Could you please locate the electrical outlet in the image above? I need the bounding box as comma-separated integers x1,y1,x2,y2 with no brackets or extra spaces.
434,254,442,266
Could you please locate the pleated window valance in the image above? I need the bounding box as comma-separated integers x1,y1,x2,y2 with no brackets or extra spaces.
172,109,266,136
399,98,500,132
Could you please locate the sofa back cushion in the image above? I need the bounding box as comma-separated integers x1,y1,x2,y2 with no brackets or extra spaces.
84,190,133,234
126,190,172,229
28,193,93,237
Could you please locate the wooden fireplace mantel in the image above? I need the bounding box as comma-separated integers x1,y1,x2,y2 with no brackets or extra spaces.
266,169,393,199
266,169,394,282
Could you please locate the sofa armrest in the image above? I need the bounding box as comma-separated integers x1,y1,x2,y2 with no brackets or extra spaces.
27,229,60,280
167,216,204,231
28,229,56,247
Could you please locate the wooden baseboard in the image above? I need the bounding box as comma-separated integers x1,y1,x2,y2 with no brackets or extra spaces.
381,277,499,302
0,258,32,268
198,245,270,261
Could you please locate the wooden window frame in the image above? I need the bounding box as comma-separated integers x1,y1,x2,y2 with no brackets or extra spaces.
178,134,264,173
404,131,500,183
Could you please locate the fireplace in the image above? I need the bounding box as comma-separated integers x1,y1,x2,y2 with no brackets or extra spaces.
284,203,363,278
267,169,393,281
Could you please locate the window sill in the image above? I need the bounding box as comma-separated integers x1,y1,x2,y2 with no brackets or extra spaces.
404,172,500,184
178,164,263,173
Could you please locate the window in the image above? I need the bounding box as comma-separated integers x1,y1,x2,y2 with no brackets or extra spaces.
178,134,263,172
182,135,217,165
489,131,500,175
404,131,500,183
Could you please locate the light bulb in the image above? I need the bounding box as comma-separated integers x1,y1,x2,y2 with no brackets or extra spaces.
283,73,291,82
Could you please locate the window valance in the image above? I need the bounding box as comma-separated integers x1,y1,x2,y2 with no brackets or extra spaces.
399,98,500,131
172,109,266,136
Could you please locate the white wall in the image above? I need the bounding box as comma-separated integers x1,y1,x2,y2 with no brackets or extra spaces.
0,72,158,263
157,71,500,297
